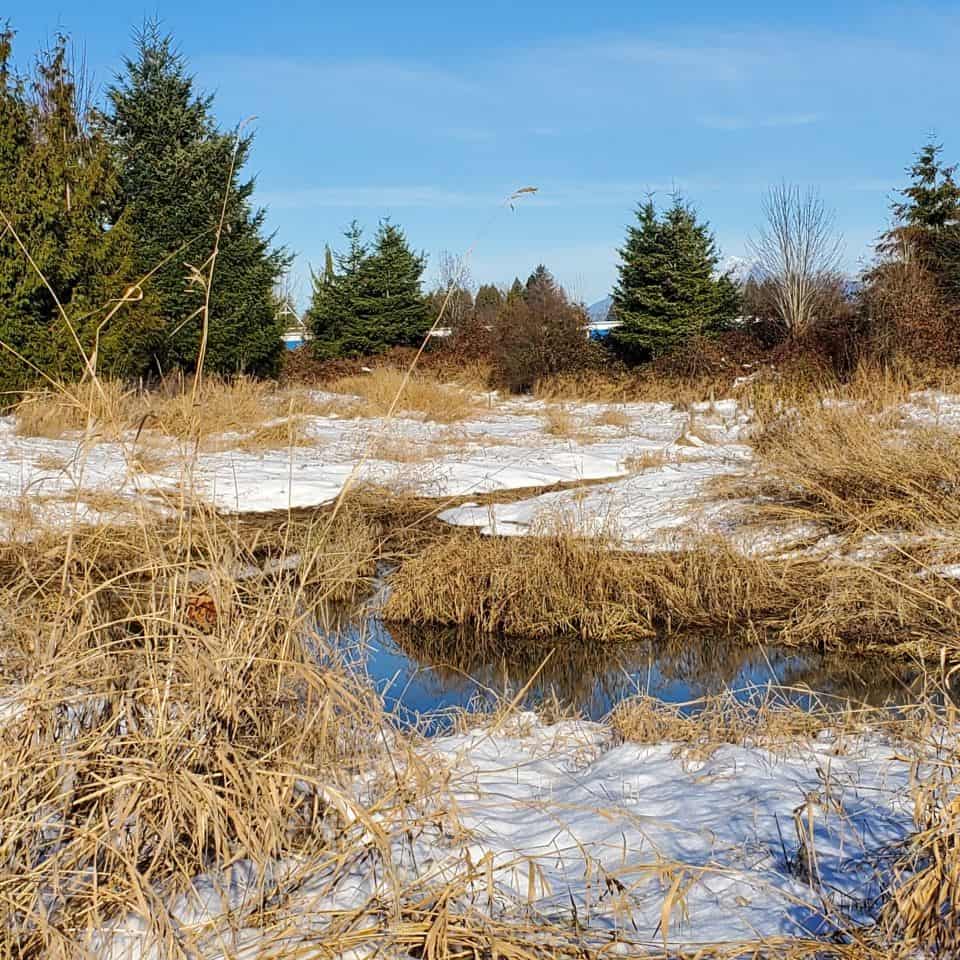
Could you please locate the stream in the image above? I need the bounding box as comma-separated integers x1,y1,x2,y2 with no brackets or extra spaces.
311,609,943,729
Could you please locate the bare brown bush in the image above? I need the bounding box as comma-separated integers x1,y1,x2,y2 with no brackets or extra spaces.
490,270,597,393
863,259,957,363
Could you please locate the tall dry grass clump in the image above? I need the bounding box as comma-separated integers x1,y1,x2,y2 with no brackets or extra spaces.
142,375,279,440
383,527,787,643
11,376,326,450
881,743,960,955
13,381,135,439
328,367,476,422
383,524,960,656
737,400,960,535
0,504,398,958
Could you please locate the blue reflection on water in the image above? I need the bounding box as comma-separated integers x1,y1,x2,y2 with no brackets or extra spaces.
312,614,920,732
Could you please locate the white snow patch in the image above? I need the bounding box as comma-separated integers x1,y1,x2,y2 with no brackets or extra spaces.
81,715,924,955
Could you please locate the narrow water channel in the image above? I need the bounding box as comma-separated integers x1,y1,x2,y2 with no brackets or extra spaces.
311,609,942,729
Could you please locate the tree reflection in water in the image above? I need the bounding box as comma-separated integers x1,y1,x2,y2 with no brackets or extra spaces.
309,605,952,727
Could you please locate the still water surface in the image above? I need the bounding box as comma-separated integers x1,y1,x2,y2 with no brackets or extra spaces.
312,611,938,728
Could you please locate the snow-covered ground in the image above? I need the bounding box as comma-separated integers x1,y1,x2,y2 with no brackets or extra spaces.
4,385,951,956
5,386,960,554
0,392,751,540
85,714,923,957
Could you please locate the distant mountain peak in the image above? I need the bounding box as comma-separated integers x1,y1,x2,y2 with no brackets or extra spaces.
587,296,613,322
716,255,761,283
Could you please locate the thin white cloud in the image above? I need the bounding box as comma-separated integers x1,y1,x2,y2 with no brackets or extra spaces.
699,112,821,131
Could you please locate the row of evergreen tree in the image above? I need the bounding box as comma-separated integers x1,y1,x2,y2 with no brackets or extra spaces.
303,196,746,367
3,17,956,388
306,221,430,357
0,24,287,391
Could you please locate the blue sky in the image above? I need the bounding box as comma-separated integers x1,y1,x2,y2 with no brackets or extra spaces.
7,2,960,305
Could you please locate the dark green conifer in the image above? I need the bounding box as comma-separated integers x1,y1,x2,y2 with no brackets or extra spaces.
104,22,288,376
887,140,960,300
612,197,735,360
0,31,138,389
306,219,428,357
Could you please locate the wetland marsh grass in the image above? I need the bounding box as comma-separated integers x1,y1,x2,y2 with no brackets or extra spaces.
3,164,960,955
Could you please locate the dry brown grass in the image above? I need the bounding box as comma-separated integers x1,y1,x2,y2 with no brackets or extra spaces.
610,688,935,760
0,472,955,956
0,503,398,958
728,400,960,537
124,445,172,475
14,378,337,452
32,452,69,472
623,448,672,472
237,415,315,452
383,524,960,657
535,370,630,402
592,405,631,429
881,734,960,955
364,435,432,463
328,367,476,422
14,380,134,439
541,403,584,439
142,375,278,440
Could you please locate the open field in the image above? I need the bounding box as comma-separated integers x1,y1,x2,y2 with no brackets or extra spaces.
0,371,747,532
2,366,960,957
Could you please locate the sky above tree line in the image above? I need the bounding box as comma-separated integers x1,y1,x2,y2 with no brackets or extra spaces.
8,1,960,306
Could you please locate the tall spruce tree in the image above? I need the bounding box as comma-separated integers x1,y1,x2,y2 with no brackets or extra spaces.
612,197,735,360
104,23,288,377
306,221,368,357
360,220,428,347
0,31,138,391
474,283,503,320
506,278,525,302
524,264,555,300
886,141,960,301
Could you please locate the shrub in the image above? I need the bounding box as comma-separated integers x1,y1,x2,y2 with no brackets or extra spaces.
489,268,597,393
862,259,957,363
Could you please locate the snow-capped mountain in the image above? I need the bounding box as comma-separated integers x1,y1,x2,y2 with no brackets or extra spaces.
587,296,613,323
716,255,762,283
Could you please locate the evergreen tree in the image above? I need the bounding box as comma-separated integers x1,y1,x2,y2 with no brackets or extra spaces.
306,219,428,357
611,197,734,361
359,220,429,347
104,23,288,377
323,245,335,284
0,31,138,390
474,283,503,321
524,264,555,300
306,222,366,357
886,140,960,301
715,272,743,325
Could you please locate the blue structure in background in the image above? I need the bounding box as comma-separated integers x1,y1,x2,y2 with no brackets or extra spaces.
587,320,621,341
282,330,306,350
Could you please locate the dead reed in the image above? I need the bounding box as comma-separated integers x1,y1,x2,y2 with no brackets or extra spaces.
382,525,960,658
726,395,960,539
0,502,398,958
327,367,477,422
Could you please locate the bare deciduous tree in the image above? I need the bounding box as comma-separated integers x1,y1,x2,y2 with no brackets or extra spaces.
749,184,844,338
435,250,474,330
